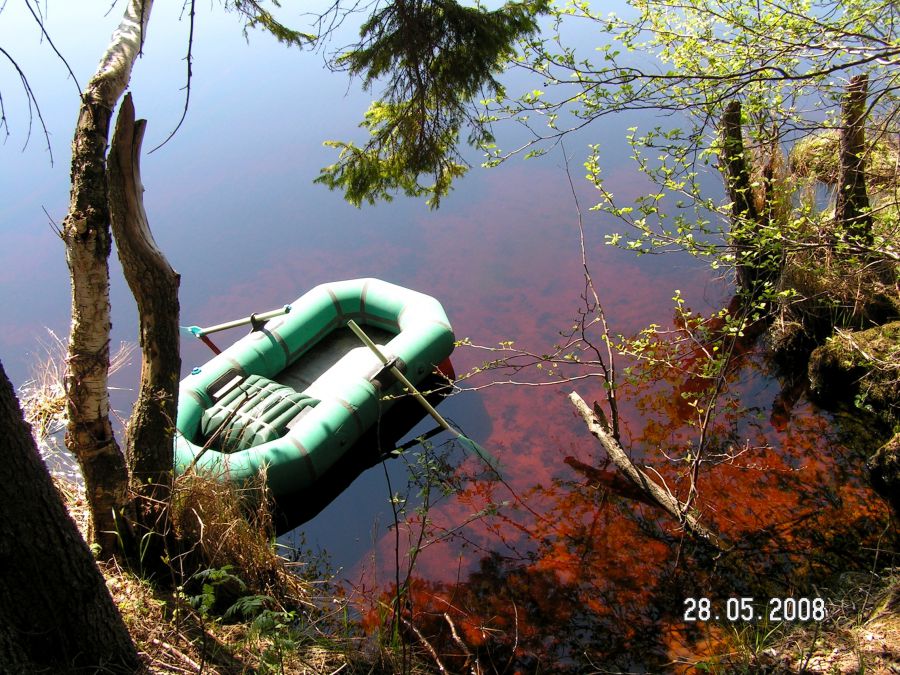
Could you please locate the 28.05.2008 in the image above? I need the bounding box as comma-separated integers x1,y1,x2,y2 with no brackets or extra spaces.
683,597,827,622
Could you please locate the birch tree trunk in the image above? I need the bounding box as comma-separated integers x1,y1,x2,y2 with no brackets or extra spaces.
108,93,181,555
62,0,154,558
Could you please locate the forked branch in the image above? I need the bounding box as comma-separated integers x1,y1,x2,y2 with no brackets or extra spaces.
569,391,724,550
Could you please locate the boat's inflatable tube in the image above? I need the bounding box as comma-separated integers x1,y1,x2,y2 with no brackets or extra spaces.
174,278,455,497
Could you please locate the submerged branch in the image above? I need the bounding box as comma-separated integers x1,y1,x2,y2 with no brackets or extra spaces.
569,391,724,550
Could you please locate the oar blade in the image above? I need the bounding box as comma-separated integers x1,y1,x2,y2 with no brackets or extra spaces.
456,435,502,478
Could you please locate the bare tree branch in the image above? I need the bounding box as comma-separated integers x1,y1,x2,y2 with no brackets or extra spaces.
23,0,82,97
148,0,195,153
0,46,52,161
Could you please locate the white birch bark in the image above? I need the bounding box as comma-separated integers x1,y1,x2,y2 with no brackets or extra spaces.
62,0,154,558
93,0,153,105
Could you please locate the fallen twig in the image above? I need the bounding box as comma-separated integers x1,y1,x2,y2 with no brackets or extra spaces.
406,618,448,674
148,637,201,672
445,612,481,675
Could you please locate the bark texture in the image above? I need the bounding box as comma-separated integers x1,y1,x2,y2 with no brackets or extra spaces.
0,359,142,673
721,100,770,293
835,74,872,245
0,620,28,674
721,100,760,227
108,94,181,552
61,0,153,558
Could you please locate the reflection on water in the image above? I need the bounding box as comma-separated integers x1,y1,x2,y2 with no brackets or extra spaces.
348,340,891,670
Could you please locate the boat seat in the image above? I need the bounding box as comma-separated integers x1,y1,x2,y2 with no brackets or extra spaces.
200,374,319,454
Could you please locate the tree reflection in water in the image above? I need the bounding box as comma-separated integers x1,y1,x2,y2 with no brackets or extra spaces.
354,311,893,672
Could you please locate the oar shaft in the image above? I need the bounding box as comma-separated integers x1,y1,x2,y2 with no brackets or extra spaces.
346,319,458,438
348,319,500,475
194,305,291,336
199,334,221,355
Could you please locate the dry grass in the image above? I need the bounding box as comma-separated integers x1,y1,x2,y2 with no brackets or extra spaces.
787,127,900,267
115,468,410,673
60,468,383,674
767,248,898,382
18,329,135,483
168,469,311,610
765,572,900,674
18,329,68,440
778,250,898,329
100,554,360,675
684,572,900,674
790,130,900,192
772,129,900,357
14,330,389,673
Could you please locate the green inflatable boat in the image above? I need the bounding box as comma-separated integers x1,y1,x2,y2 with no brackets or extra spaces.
174,278,455,498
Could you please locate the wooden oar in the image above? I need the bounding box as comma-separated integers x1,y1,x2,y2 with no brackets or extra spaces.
346,319,500,475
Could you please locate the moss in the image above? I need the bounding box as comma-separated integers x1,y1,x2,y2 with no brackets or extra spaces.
790,129,900,190
768,252,900,378
808,321,900,424
766,319,818,375
868,432,900,515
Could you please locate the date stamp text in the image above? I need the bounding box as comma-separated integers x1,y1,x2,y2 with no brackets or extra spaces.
683,597,827,622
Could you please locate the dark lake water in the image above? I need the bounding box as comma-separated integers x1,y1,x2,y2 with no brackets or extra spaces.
2,2,893,670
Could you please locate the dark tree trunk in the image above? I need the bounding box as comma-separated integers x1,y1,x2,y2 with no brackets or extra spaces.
0,359,142,673
108,94,182,560
0,620,29,674
835,74,872,245
721,100,761,291
721,101,760,227
720,100,781,295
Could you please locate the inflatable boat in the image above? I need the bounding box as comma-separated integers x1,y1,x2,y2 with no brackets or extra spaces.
174,278,455,498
